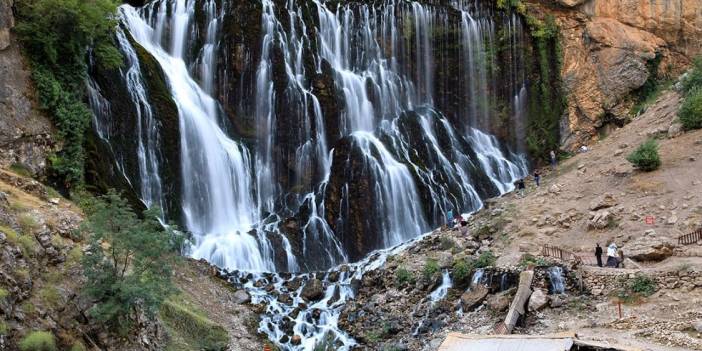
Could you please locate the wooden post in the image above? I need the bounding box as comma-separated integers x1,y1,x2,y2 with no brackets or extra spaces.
618,301,622,319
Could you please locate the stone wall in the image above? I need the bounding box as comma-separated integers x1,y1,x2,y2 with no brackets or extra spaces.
581,266,702,297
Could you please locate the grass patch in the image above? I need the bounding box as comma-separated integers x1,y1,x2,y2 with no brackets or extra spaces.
613,274,656,304
19,331,57,351
38,286,61,308
475,251,497,268
0,288,8,300
17,235,38,256
0,225,19,244
440,237,455,250
69,342,86,351
18,214,39,234
66,246,83,268
10,163,33,177
518,254,548,269
159,297,229,351
0,319,7,335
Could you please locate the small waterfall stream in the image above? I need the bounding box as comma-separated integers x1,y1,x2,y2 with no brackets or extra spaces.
548,266,566,294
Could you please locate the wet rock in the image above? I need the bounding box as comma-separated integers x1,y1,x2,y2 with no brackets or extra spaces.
301,278,324,301
277,293,292,305
589,193,617,211
550,295,565,308
291,335,301,345
528,289,549,312
232,289,251,304
460,285,489,311
486,290,513,312
626,235,675,261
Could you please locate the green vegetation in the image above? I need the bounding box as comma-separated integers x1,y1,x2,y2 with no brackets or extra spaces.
614,274,656,304
395,267,415,287
0,287,8,300
159,298,229,351
17,235,38,256
0,320,7,335
451,259,472,285
475,251,497,268
81,191,183,331
525,14,566,162
19,331,57,351
14,0,122,187
626,139,661,172
631,53,666,116
0,225,19,244
423,258,440,280
38,286,61,308
517,254,548,269
10,163,33,177
18,214,38,234
69,343,87,351
439,237,455,250
679,88,702,130
682,57,702,94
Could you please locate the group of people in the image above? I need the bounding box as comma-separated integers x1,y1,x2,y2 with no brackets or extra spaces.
446,209,469,235
594,242,624,268
514,150,556,197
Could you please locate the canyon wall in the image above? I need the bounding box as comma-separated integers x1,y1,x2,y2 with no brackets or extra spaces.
537,0,702,149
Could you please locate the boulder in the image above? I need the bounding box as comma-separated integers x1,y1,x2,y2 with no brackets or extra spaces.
693,320,702,333
232,289,251,304
528,289,549,312
486,290,513,312
589,193,617,211
301,278,324,301
668,122,683,138
555,0,587,7
626,235,675,262
550,295,565,308
460,285,489,311
291,335,302,345
588,210,613,230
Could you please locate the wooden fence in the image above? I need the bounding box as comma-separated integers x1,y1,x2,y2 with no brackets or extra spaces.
541,245,597,266
678,228,702,246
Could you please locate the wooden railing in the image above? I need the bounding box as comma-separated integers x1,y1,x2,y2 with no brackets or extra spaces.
678,228,702,246
541,245,597,266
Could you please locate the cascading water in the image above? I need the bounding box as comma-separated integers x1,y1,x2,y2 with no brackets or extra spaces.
429,269,453,303
548,266,566,294
89,0,538,347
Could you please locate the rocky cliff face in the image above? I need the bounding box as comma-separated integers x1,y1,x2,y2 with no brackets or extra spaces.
0,0,54,176
537,0,702,149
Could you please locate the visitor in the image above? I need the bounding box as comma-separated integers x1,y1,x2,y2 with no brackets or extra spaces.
550,150,557,170
534,170,541,187
595,243,603,267
517,179,525,197
446,209,454,228
606,242,618,268
617,248,625,268
460,215,469,236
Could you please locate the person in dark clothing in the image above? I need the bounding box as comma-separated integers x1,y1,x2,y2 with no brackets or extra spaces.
534,170,541,187
595,243,603,267
516,179,526,197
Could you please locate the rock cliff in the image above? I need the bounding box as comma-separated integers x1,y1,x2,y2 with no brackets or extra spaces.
0,0,54,176
535,0,702,149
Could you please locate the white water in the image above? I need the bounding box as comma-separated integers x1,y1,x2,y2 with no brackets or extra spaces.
121,2,277,272
548,266,566,294
429,269,453,303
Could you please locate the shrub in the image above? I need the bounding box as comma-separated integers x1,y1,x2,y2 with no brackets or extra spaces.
0,225,19,244
69,342,86,351
19,331,57,351
395,267,415,287
439,237,455,250
0,288,8,300
81,191,183,331
423,259,440,280
679,88,702,130
682,57,702,94
626,139,661,171
475,251,497,268
630,274,656,296
18,214,39,234
517,254,548,269
39,286,61,308
0,320,7,335
17,235,38,256
452,259,474,285
10,163,33,177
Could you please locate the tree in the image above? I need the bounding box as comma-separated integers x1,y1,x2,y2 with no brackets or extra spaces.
679,88,702,130
81,191,182,331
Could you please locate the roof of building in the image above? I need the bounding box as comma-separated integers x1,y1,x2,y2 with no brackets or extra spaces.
437,332,640,351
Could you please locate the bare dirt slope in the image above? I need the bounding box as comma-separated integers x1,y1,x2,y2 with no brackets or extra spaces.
493,89,702,268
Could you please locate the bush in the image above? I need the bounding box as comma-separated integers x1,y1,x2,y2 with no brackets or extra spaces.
395,267,415,287
0,320,7,335
439,237,455,250
0,288,8,300
39,286,61,308
18,214,39,234
452,259,474,285
517,254,548,269
81,191,183,331
19,331,57,351
0,225,19,244
679,88,702,130
475,251,497,268
626,139,661,171
630,274,656,296
682,57,702,94
17,235,38,256
423,259,440,280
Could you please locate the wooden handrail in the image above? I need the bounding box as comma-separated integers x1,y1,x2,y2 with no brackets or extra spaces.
678,228,702,246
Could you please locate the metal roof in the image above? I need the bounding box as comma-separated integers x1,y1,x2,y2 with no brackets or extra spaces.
438,332,575,351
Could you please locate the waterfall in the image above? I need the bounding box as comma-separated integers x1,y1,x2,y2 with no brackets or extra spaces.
120,2,277,272
548,266,566,294
429,269,453,303
471,268,485,287
92,0,531,274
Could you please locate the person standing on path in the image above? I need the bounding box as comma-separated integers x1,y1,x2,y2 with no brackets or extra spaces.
550,150,557,170
595,243,603,267
517,179,525,197
534,170,541,187
606,242,618,267
446,209,454,228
